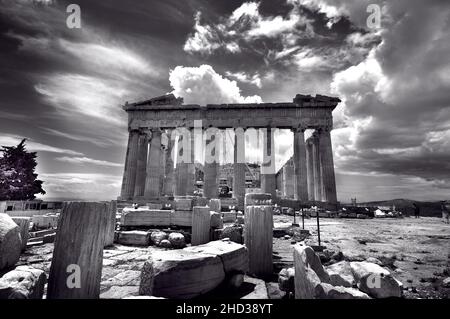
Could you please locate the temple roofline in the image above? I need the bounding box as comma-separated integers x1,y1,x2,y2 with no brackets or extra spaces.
123,93,341,112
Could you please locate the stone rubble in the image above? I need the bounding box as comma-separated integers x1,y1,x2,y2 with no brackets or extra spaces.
0,214,22,271
0,265,46,299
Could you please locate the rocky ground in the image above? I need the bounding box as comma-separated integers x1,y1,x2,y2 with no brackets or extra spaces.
273,215,450,299
15,215,450,299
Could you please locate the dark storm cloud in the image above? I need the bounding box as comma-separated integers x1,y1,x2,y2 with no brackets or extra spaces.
330,0,450,198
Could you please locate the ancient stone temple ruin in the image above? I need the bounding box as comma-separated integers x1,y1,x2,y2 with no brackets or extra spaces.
119,93,340,206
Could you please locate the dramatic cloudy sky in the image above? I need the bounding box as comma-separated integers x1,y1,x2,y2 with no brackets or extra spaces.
1,0,450,202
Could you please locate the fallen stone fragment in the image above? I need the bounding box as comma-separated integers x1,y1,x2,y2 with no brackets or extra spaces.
278,267,295,293
139,249,225,298
365,257,383,266
0,214,22,271
11,217,30,251
0,265,46,299
150,231,168,246
116,231,150,246
168,232,186,249
184,240,248,273
326,261,356,288
350,261,402,298
267,281,286,299
159,239,172,249
139,240,248,299
442,277,450,288
299,245,330,283
293,245,331,299
219,225,243,244
100,286,139,299
241,276,269,299
316,283,370,299
210,212,223,229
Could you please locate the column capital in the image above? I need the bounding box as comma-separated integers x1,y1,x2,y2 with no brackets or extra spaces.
317,125,333,133
291,125,307,133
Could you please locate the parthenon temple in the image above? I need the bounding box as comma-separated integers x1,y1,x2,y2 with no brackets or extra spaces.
119,93,340,207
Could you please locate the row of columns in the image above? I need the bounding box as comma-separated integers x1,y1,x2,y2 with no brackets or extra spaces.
282,127,337,203
120,126,336,204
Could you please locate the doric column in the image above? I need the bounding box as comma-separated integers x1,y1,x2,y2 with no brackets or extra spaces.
261,127,276,198
163,130,175,196
306,138,315,201
283,160,295,198
186,129,196,196
120,129,140,200
293,127,308,201
174,131,188,196
318,127,337,203
311,132,323,201
144,128,162,199
159,142,166,195
204,128,219,199
233,128,246,208
133,131,148,198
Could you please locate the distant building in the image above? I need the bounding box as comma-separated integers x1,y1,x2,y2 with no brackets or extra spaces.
0,199,63,217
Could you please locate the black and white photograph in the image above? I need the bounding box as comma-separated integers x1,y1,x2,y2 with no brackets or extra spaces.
0,0,449,308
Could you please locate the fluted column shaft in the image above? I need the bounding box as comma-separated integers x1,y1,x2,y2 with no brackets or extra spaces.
318,128,337,203
282,161,295,198
204,129,219,199
186,129,196,196
144,129,162,199
311,133,323,201
261,127,276,197
306,139,315,201
133,132,148,198
293,128,308,201
120,129,140,200
163,130,175,196
233,128,246,208
175,132,188,196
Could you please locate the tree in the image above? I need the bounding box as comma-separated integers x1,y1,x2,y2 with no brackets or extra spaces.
0,139,45,200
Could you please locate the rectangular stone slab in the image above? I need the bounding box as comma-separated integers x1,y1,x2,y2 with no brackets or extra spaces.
174,198,193,211
116,231,150,246
184,240,248,274
170,210,193,227
121,208,171,227
139,249,225,299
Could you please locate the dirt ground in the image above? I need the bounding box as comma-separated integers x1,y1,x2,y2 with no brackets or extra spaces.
273,215,450,299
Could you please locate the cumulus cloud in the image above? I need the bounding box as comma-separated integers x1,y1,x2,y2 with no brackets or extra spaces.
225,71,262,88
169,64,262,105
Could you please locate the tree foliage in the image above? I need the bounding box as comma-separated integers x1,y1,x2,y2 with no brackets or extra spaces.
0,139,45,200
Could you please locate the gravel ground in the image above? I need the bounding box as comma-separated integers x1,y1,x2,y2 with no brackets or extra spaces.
273,214,450,299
